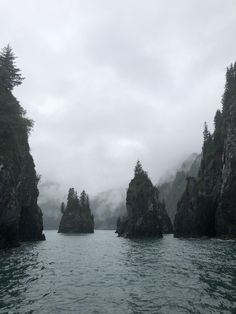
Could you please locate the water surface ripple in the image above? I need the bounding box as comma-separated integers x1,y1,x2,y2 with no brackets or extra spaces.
0,231,235,313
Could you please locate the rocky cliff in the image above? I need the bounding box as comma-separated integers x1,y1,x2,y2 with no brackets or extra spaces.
0,45,45,249
58,189,94,233
215,64,236,236
116,161,172,237
174,63,236,238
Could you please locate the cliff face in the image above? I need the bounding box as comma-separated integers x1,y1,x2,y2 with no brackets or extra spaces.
174,177,215,237
58,189,94,233
0,90,45,249
215,72,236,236
174,63,236,238
116,162,172,237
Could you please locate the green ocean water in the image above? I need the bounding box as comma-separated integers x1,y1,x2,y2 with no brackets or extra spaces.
0,230,235,314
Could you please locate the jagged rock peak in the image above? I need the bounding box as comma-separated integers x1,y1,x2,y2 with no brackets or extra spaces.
116,161,172,237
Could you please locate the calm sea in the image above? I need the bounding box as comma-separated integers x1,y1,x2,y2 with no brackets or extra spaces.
0,230,235,313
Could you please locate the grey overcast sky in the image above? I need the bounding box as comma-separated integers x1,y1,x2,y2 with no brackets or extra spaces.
0,0,236,195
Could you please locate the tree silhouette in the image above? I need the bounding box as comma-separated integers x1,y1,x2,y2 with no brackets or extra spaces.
0,45,24,91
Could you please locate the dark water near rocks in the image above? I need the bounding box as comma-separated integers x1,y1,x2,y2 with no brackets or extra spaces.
0,231,235,314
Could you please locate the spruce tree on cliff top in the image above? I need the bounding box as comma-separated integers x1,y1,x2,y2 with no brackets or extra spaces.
0,45,24,91
0,45,44,249
116,161,172,237
58,188,94,233
174,62,236,238
0,45,32,132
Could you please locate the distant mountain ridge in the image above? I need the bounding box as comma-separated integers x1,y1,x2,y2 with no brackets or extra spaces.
38,180,62,230
158,153,201,222
90,189,126,230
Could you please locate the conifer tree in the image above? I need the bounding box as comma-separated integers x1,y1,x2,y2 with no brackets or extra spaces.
86,194,90,208
222,62,236,112
0,45,33,134
66,188,79,211
80,190,86,205
203,122,210,143
214,110,222,131
0,45,24,91
80,190,89,208
134,160,144,176
213,110,223,151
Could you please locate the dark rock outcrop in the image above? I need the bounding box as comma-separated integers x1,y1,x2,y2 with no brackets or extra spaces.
58,189,94,233
174,177,215,237
174,63,236,238
0,46,45,249
116,161,172,237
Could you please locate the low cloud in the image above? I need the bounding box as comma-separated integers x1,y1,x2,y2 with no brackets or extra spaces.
0,0,236,195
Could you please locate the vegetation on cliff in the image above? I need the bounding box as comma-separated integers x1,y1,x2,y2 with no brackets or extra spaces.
174,63,236,238
0,45,45,248
116,161,172,237
58,188,94,233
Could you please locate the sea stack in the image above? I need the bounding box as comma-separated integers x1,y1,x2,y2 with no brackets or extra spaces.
116,161,172,237
58,188,94,233
174,62,236,238
0,45,45,249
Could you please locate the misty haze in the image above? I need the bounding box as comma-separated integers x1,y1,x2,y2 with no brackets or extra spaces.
0,1,236,313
